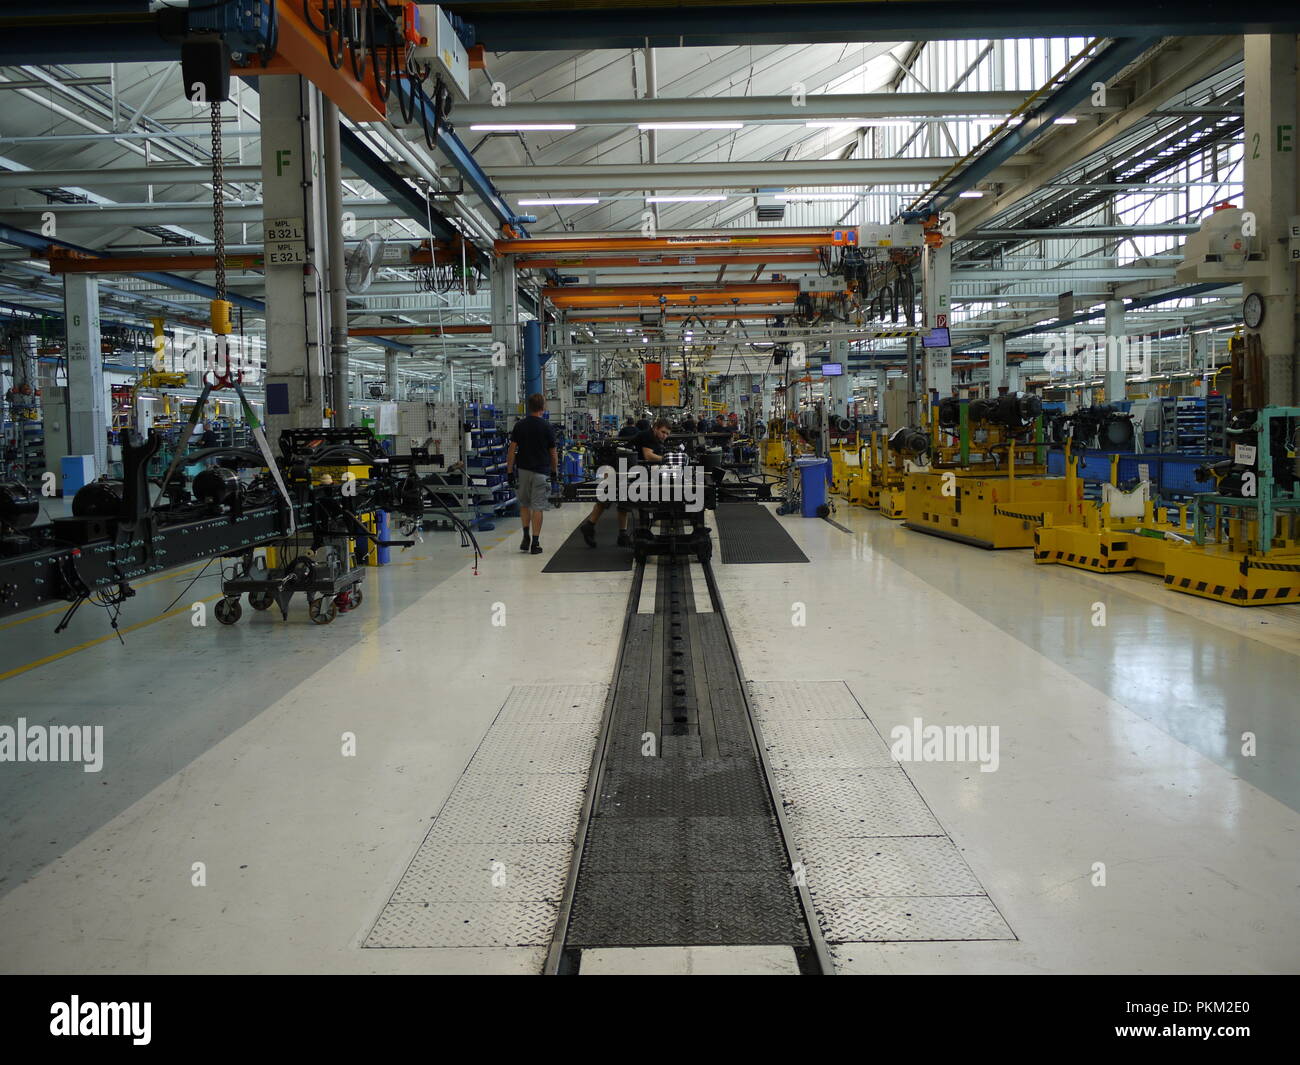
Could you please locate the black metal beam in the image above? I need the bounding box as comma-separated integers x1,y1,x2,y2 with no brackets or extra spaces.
445,2,1300,50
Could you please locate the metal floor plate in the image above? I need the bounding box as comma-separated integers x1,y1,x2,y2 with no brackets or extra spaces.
750,680,874,721
776,768,945,837
364,684,606,949
797,835,984,897
760,718,897,770
366,901,560,948
816,896,1015,943
751,681,1016,949
567,871,808,947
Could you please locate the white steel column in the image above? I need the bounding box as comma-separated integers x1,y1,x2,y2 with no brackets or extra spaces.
63,274,106,476
491,257,520,413
989,333,1007,392
260,77,326,436
1104,299,1127,402
1243,34,1299,404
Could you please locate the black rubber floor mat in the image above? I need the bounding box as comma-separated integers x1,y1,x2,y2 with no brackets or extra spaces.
713,504,809,564
542,509,634,573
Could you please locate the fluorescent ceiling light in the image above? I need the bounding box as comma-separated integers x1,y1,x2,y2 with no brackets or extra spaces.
638,122,743,130
805,119,916,128
958,190,985,198
645,195,728,203
777,192,858,201
469,123,576,131
1054,116,1079,125
517,198,599,206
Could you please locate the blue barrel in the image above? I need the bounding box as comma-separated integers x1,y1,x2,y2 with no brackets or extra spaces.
796,457,828,517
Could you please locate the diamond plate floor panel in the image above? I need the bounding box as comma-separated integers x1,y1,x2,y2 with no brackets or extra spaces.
815,896,1015,943
365,684,606,949
777,768,945,837
750,680,872,722
388,843,572,903
430,773,589,843
467,723,599,774
798,836,984,897
760,719,896,770
365,901,560,948
752,681,1016,951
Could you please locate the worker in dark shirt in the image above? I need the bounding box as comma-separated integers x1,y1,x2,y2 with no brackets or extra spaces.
577,419,672,547
681,414,697,433
506,393,559,555
616,416,639,439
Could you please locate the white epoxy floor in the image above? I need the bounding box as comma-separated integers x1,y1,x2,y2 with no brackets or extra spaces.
1,497,1297,974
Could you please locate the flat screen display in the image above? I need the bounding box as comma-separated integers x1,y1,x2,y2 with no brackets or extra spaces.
586,380,606,395
922,327,951,348
820,362,844,377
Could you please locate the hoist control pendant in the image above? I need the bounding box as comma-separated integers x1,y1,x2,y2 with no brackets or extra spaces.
210,299,233,336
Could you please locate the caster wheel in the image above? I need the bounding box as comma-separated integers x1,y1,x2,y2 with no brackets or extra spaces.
696,541,712,563
349,586,363,609
215,597,242,625
308,598,337,625
248,590,274,612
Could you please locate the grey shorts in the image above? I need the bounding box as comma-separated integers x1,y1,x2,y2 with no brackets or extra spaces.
517,468,551,510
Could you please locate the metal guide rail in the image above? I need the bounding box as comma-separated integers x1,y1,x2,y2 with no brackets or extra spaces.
545,545,833,974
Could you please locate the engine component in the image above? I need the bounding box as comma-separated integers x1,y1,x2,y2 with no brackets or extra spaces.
888,427,931,459
987,392,1042,430
193,465,242,506
0,481,38,532
72,480,124,518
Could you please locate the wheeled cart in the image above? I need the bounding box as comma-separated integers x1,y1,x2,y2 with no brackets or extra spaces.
214,536,364,626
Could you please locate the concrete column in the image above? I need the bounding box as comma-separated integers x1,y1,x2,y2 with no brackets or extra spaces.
491,256,520,414
1104,299,1127,402
63,274,106,476
1242,34,1299,404
260,77,326,436
875,367,888,418
385,351,398,399
922,240,951,330
989,333,1007,392
1007,364,1022,392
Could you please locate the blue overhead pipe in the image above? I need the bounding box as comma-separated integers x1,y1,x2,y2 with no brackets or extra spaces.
523,319,541,399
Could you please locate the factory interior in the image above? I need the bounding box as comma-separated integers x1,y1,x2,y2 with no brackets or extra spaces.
0,1,1297,1002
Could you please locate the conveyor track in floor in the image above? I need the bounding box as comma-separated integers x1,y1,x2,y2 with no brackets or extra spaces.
545,549,834,974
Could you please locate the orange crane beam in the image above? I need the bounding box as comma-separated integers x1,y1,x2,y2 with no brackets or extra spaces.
497,233,835,255
230,2,391,124
516,251,818,270
47,254,265,274
544,282,846,309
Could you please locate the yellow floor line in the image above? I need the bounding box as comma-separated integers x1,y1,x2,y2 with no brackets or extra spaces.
0,593,223,683
0,562,207,632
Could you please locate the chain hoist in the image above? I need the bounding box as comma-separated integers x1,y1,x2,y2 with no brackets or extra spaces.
210,100,232,337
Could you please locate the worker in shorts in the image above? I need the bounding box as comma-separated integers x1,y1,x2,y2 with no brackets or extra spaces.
506,393,559,555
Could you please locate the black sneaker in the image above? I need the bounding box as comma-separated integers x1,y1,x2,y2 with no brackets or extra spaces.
616,530,632,547
579,520,597,548
520,530,531,551
530,538,543,555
